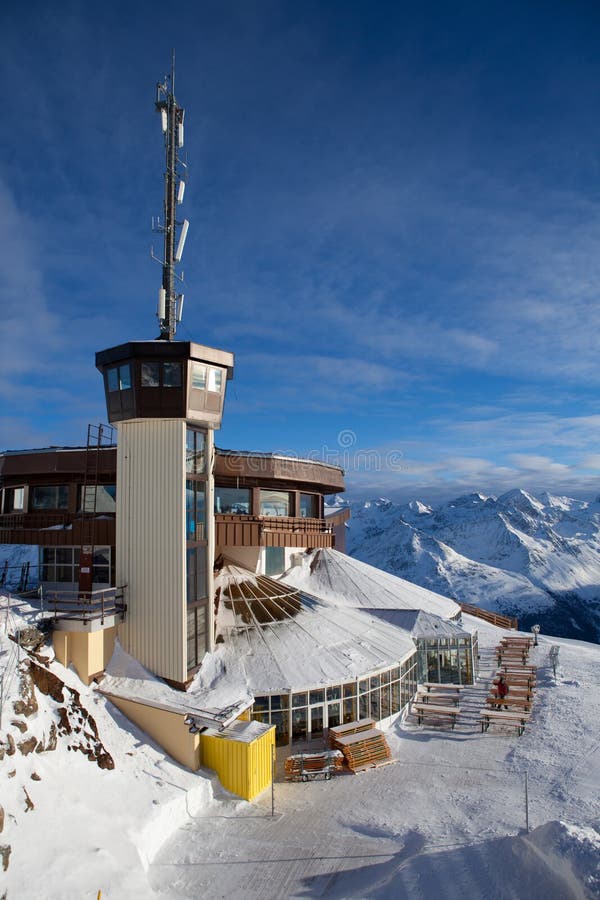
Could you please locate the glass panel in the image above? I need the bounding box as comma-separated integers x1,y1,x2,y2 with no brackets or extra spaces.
56,565,73,583
343,697,356,723
292,707,307,742
80,484,116,513
163,362,181,387
260,490,291,517
119,364,131,390
326,686,341,701
271,711,289,747
264,546,285,577
292,693,307,708
359,693,369,720
343,683,356,698
31,485,69,510
309,689,324,704
187,547,208,603
327,702,341,729
370,675,380,691
208,368,223,392
191,363,206,390
12,487,24,511
380,685,391,719
370,690,380,721
141,362,160,387
107,367,119,392
391,680,400,712
300,493,319,518
186,429,206,474
310,706,324,738
56,548,72,565
214,486,250,515
186,481,206,541
253,696,269,712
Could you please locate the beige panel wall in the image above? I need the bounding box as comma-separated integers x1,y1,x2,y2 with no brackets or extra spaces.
107,695,201,771
116,420,186,683
52,627,117,685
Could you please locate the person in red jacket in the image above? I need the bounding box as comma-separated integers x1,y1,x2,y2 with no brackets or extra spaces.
496,675,509,709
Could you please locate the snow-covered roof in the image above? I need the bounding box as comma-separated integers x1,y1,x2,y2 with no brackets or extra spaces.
365,608,471,639
213,562,416,694
281,548,461,620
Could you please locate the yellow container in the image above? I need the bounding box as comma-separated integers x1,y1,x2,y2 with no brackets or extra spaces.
201,721,275,800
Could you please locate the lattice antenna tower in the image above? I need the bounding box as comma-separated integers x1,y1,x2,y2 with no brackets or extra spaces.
152,50,188,340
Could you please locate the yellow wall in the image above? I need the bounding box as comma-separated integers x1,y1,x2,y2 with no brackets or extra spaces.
53,626,117,685
201,726,275,800
106,694,201,771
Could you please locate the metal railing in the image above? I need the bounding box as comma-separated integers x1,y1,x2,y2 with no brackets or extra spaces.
49,585,127,625
215,514,333,534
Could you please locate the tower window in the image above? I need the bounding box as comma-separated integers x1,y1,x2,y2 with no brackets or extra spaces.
107,364,132,392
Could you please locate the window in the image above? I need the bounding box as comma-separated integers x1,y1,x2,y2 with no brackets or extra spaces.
186,481,206,541
107,364,131,392
141,362,160,386
260,490,291,517
31,485,69,510
186,547,208,604
300,493,319,518
40,546,111,584
214,486,250,515
191,363,206,390
79,484,116,513
208,368,223,392
264,546,285,576
3,487,24,512
187,604,207,669
186,428,206,475
140,361,182,388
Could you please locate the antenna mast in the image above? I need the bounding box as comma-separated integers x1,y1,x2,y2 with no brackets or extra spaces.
154,50,187,340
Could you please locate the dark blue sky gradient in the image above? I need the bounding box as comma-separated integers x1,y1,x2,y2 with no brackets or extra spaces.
2,1,600,499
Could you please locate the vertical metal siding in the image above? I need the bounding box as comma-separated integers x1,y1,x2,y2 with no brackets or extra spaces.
116,420,186,682
200,728,275,800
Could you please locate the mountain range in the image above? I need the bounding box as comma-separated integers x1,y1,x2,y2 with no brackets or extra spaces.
340,489,600,643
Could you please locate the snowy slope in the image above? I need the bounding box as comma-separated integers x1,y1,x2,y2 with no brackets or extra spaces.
346,492,600,642
1,593,600,898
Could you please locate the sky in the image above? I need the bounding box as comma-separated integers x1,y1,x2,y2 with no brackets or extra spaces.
2,0,600,501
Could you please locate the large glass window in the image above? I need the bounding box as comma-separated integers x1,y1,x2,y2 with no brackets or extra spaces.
141,362,160,387
187,604,207,670
260,490,291,517
186,547,207,604
300,493,319,518
191,363,206,390
107,364,131,392
186,428,206,475
40,546,111,584
31,485,69,510
79,484,116,513
208,368,223,392
214,486,251,515
163,362,181,387
186,481,206,541
3,487,24,513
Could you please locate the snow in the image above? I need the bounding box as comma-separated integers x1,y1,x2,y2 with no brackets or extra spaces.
2,592,600,898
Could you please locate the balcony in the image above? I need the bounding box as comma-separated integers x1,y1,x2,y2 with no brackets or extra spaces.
0,512,115,547
49,585,127,627
215,514,335,549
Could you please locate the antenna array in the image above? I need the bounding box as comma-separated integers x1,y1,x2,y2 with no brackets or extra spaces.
153,51,188,340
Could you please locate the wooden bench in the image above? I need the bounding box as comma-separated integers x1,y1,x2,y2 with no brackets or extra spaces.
480,709,529,736
328,718,375,749
334,728,392,772
486,695,532,712
412,703,461,729
422,683,465,693
415,691,460,707
498,664,537,674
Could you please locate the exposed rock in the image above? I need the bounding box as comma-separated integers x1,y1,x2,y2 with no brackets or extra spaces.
29,662,64,703
7,771,16,779
36,722,58,753
12,660,38,717
6,734,15,756
18,736,38,756
30,772,41,781
23,788,34,812
0,844,10,872
11,625,45,651
0,804,4,833
10,719,28,733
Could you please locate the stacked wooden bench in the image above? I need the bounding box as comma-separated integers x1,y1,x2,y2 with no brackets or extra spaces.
480,708,529,737
284,750,344,782
483,639,537,736
329,720,392,773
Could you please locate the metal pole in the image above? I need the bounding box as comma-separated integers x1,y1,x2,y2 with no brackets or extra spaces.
524,771,529,834
271,745,275,817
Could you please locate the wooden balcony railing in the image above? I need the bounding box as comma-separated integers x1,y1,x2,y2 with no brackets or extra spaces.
215,514,335,549
49,585,127,625
459,603,518,631
0,512,115,546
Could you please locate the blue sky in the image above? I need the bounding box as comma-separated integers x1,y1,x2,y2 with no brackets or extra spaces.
2,1,600,501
